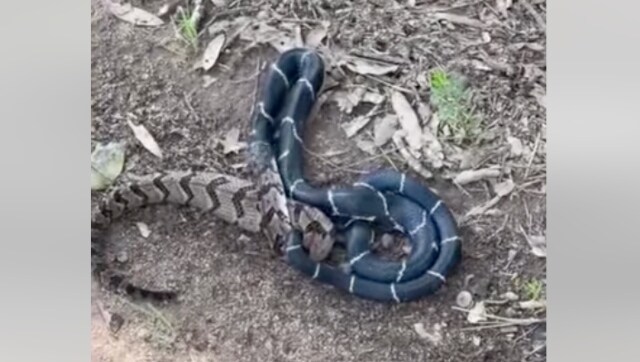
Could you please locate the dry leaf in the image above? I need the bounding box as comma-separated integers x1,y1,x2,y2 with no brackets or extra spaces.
373,115,397,146
346,59,398,76
393,131,433,179
333,87,366,114
463,181,513,221
127,120,163,158
507,136,524,157
454,167,501,185
107,2,164,27
220,127,246,154
91,142,125,190
467,302,487,323
413,323,443,345
496,0,513,16
305,21,330,48
197,34,226,71
493,179,515,197
211,0,226,6
354,137,376,155
362,91,385,105
520,226,546,257
391,91,424,151
135,222,151,238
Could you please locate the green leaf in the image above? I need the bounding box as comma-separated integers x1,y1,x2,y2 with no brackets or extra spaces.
91,142,125,190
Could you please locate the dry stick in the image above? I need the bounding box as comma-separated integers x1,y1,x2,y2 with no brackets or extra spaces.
362,74,414,95
348,50,410,66
452,306,545,325
524,131,542,180
197,5,259,38
520,0,546,32
183,91,201,122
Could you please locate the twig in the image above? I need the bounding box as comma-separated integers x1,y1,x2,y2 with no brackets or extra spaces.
198,5,258,37
430,12,487,29
349,50,410,66
183,91,201,122
524,130,542,180
362,74,414,95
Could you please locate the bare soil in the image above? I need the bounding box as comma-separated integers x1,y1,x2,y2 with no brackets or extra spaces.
91,1,547,361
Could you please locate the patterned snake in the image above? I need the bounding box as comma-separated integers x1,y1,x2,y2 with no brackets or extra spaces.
91,48,462,303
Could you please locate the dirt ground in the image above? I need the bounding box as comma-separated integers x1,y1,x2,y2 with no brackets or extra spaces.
91,1,547,361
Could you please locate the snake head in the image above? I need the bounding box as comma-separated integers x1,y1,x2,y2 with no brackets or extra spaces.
288,201,336,262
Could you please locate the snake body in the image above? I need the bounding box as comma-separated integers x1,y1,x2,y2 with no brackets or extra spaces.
91,48,461,303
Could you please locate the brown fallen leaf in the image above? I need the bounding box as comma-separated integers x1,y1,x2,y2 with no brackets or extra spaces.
454,167,501,185
107,1,164,27
391,91,424,152
197,33,226,71
127,120,163,158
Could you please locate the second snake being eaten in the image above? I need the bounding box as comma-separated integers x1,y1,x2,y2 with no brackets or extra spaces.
91,48,462,303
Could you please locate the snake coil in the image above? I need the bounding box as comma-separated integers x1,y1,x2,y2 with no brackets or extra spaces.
250,48,462,302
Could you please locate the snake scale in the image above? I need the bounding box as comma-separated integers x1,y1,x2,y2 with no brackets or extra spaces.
91,48,462,303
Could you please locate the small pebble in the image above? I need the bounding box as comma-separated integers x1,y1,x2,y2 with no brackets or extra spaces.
115,251,128,263
456,290,473,308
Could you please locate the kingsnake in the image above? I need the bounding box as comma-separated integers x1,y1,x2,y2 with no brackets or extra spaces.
91,48,461,303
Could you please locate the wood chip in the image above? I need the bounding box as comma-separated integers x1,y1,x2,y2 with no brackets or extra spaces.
342,115,373,138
